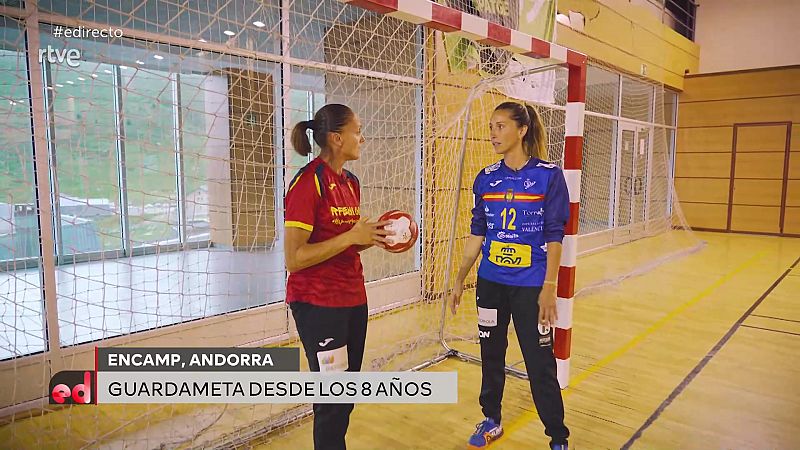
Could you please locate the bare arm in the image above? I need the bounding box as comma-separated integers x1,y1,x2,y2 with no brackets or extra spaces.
538,241,562,326
543,241,562,286
449,171,488,315
284,217,390,273
449,234,484,314
454,234,485,286
284,228,357,273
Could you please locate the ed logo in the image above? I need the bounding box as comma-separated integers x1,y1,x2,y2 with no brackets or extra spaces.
49,371,95,405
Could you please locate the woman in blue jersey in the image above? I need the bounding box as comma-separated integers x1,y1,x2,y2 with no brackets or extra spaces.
450,102,571,450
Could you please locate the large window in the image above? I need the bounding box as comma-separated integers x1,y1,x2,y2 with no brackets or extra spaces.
0,16,45,359
1,20,38,263
121,67,181,248
37,25,286,258
48,60,122,255
287,64,422,282
35,26,288,345
3,1,424,354
290,0,419,78
180,73,218,243
621,75,654,123
580,65,678,236
581,116,618,234
585,65,620,116
284,68,324,187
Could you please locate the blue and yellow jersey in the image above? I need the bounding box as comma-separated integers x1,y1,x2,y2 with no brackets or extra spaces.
470,158,570,287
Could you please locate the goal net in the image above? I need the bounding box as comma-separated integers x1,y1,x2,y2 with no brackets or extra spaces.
431,61,702,393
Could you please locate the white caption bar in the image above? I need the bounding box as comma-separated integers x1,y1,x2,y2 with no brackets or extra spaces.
97,371,458,404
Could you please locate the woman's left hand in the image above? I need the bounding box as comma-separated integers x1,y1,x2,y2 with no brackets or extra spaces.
538,284,558,326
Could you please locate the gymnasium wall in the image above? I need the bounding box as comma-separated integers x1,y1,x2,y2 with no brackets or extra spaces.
555,0,699,90
675,66,800,235
694,0,800,74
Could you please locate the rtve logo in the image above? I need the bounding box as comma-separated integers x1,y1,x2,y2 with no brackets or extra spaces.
49,370,96,405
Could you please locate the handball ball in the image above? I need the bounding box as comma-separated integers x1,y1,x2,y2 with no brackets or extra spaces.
379,210,419,253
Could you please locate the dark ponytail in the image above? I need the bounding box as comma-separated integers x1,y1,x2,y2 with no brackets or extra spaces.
291,120,315,157
290,104,355,157
495,102,548,160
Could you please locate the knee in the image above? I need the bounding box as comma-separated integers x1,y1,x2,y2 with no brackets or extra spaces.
526,353,557,375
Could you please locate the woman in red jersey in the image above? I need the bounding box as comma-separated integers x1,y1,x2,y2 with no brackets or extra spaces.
284,103,391,450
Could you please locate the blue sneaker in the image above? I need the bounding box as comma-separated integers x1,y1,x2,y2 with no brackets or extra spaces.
551,442,569,450
467,417,503,449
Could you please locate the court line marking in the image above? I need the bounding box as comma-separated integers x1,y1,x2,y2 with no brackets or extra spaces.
750,314,800,324
502,251,767,438
621,254,800,449
740,324,800,337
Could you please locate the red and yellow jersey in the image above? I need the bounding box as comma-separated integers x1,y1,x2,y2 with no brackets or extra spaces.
284,157,366,307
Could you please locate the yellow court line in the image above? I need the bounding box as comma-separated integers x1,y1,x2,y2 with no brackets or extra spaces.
502,250,767,437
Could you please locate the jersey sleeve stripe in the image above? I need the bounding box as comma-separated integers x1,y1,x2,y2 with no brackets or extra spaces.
286,221,313,232
287,167,323,198
288,171,305,192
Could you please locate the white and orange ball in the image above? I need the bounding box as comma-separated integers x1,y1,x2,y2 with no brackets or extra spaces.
379,210,419,253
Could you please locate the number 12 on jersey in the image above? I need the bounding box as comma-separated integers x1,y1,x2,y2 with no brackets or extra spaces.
500,207,517,230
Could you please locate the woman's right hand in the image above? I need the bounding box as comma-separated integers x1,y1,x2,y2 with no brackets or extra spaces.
348,216,392,247
449,282,464,315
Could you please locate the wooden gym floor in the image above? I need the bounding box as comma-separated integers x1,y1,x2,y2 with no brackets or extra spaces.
1,231,797,449
257,231,800,449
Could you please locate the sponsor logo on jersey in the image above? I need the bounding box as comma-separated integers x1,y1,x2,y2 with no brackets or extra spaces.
329,206,360,217
523,208,544,216
485,161,501,174
488,241,531,268
496,231,519,240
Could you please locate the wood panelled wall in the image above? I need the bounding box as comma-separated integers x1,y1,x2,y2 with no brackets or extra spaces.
675,66,800,236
